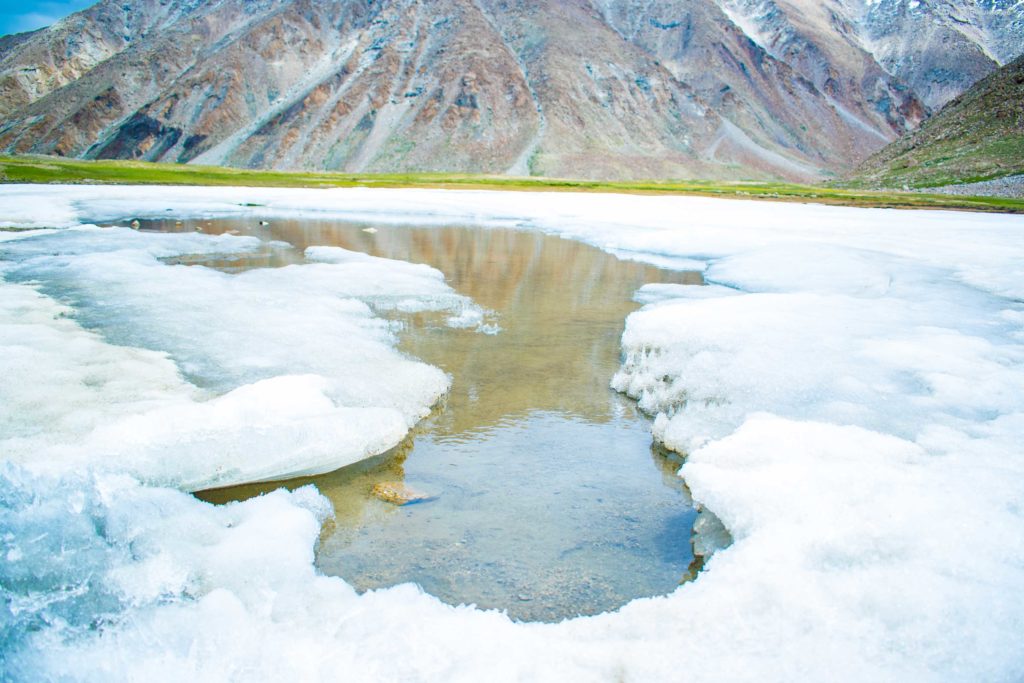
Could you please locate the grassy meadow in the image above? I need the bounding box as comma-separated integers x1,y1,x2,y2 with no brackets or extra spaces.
2,154,1022,213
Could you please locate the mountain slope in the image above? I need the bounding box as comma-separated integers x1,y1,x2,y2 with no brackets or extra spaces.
722,0,1024,111
0,0,1020,180
843,0,1024,109
848,54,1024,188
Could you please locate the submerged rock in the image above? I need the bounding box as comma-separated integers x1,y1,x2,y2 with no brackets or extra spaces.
371,481,434,506
680,507,733,584
691,507,732,560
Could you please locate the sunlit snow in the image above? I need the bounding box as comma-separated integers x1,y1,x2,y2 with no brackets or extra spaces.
1,184,1022,681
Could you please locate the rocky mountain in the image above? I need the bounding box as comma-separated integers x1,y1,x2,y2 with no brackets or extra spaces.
849,53,1024,189
0,0,1020,180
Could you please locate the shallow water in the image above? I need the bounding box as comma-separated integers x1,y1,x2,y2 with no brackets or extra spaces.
146,216,703,621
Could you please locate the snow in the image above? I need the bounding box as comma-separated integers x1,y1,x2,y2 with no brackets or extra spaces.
614,243,1024,452
304,245,497,331
0,225,461,490
633,282,740,305
1,184,1023,681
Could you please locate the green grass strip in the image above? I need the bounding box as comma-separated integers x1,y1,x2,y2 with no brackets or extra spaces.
2,155,1022,214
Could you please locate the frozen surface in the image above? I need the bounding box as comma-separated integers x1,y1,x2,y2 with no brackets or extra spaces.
1,185,1023,681
632,282,740,305
305,245,497,331
613,252,1024,451
0,226,464,489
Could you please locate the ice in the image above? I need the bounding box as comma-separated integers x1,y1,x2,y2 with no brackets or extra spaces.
0,465,341,677
604,248,709,272
0,280,198,447
3,412,1022,680
0,226,467,489
4,184,1021,297
704,243,902,295
445,306,484,328
304,245,497,331
632,282,739,305
1,184,1023,680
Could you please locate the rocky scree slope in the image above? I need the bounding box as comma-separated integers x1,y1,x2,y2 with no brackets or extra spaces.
0,0,1020,180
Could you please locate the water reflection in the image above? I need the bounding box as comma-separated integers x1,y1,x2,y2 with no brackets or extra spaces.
154,217,702,621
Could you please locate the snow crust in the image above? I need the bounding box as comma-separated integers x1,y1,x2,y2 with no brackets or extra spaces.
0,225,459,490
614,243,1024,452
2,184,1023,681
304,245,497,332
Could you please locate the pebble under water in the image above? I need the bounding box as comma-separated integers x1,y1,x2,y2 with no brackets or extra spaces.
156,216,704,622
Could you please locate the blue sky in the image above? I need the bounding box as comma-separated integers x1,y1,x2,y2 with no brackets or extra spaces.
0,0,96,36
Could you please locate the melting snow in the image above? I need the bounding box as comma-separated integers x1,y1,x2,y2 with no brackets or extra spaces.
0,225,456,490
1,184,1022,681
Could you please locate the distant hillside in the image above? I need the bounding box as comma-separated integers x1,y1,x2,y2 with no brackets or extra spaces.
849,54,1024,189
0,0,1020,181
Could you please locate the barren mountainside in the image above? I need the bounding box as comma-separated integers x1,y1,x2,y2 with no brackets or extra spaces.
0,0,1020,180
849,53,1024,188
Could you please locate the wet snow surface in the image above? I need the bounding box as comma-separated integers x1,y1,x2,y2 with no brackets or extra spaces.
2,185,1024,681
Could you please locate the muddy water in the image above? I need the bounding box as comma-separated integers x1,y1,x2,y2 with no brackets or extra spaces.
159,216,702,621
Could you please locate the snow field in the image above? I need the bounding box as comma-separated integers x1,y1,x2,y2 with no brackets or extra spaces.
1,184,1022,681
0,226,481,489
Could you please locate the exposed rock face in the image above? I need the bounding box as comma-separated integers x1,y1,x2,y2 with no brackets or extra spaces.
847,0,1024,109
0,0,1019,180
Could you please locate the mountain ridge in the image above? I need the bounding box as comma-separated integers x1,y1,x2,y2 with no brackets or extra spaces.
0,0,1020,180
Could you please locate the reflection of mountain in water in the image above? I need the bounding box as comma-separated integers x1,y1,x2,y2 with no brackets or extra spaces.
338,223,701,432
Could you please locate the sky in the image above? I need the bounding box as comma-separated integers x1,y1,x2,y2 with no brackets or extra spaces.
0,0,96,36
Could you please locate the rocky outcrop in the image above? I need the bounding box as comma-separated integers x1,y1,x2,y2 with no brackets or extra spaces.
846,0,1023,109
0,0,1019,180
